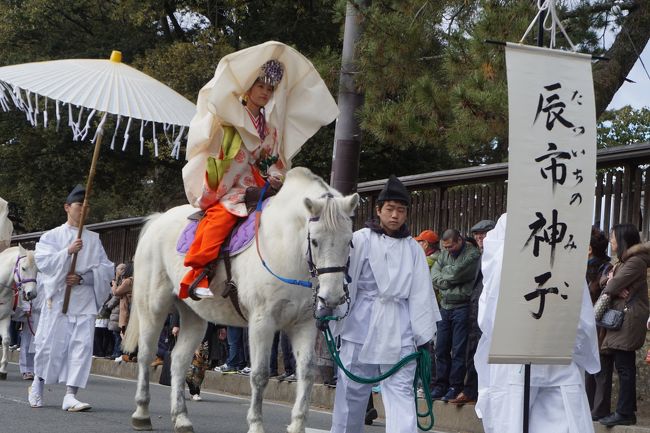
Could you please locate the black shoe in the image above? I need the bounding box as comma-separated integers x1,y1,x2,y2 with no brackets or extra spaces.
441,387,459,403
364,408,378,425
429,386,448,401
591,413,607,421
599,412,636,426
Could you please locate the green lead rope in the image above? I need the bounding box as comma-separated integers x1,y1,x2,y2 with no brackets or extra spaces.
320,317,435,431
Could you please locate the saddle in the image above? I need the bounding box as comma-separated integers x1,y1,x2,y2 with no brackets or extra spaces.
176,186,277,320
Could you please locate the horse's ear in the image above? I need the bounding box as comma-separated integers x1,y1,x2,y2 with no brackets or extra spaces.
18,243,26,255
304,197,323,216
343,193,360,215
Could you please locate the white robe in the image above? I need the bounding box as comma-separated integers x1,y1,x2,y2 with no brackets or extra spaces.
0,197,12,252
330,228,440,433
33,223,113,387
333,228,440,363
475,214,600,433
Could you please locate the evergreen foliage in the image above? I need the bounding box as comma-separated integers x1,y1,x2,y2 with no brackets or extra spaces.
0,0,647,231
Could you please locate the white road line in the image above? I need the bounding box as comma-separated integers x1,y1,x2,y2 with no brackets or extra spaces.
0,392,30,405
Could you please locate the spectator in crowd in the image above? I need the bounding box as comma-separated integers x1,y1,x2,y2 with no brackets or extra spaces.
269,331,295,381
28,185,114,411
449,219,495,406
113,262,135,362
158,311,179,386
186,340,210,401
414,229,440,269
414,229,441,397
595,224,650,427
214,326,250,375
430,228,480,402
475,214,599,433
206,323,228,368
329,175,440,433
152,313,176,367
92,294,113,358
16,279,44,380
107,264,125,362
584,227,613,419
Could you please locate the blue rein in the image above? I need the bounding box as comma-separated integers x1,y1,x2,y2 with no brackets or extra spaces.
254,182,314,289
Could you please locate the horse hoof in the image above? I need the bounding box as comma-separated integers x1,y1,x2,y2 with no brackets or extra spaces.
0,372,7,380
132,416,153,431
174,426,194,433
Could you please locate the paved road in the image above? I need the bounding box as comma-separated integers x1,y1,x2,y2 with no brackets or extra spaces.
0,362,391,433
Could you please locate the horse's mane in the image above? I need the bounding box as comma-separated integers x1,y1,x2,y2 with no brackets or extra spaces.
282,167,350,232
319,196,351,232
22,249,35,267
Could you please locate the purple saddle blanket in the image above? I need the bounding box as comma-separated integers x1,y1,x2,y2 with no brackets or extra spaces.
176,199,269,257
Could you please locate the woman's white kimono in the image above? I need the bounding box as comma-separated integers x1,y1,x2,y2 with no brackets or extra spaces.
330,228,441,433
475,214,600,433
33,223,113,388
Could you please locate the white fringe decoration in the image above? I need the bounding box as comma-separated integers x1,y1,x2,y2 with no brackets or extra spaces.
43,97,48,129
55,100,61,131
139,119,145,155
152,122,159,157
0,86,187,158
110,115,122,150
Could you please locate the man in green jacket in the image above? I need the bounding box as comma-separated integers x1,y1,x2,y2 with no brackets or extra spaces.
430,229,480,402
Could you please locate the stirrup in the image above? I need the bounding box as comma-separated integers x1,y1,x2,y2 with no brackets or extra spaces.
187,266,214,301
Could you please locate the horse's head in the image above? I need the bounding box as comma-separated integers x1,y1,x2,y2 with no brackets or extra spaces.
16,244,38,301
304,192,359,310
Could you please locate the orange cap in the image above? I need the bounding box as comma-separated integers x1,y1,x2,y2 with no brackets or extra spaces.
414,230,439,244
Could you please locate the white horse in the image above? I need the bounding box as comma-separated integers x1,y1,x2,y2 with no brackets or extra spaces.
0,245,38,379
123,167,359,433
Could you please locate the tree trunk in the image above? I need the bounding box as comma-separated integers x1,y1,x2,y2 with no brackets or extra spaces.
329,1,370,196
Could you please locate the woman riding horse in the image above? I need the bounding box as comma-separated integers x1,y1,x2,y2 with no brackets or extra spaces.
180,60,287,299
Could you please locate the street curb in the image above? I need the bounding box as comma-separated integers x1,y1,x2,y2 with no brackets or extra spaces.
9,351,650,433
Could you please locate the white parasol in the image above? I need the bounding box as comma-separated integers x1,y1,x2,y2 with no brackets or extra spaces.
0,50,197,313
0,51,196,158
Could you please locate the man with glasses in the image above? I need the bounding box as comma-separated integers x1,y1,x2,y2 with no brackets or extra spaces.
430,229,480,402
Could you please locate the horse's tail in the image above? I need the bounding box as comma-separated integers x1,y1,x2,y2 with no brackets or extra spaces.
122,212,160,353
138,212,162,242
122,300,139,353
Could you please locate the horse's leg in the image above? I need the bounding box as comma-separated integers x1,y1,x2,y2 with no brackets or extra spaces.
132,303,169,431
246,312,276,433
0,315,9,379
285,322,317,433
170,303,206,433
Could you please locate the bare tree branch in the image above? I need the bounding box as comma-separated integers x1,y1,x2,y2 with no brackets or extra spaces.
593,1,650,117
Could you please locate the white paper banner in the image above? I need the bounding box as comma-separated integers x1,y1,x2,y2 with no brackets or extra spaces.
489,44,597,365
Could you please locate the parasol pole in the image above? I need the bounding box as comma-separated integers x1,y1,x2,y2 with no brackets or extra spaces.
62,114,107,314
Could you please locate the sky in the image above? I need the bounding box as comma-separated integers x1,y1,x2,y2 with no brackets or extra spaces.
607,41,650,110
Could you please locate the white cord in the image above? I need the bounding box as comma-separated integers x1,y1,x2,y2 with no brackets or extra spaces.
520,0,576,51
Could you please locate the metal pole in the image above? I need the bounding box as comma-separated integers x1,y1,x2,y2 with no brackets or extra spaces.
62,125,104,314
524,363,531,433
330,0,370,196
523,9,546,433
